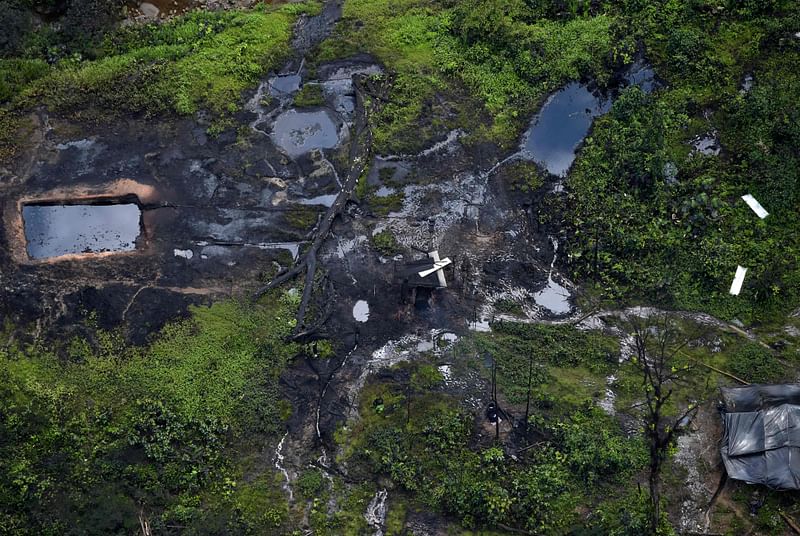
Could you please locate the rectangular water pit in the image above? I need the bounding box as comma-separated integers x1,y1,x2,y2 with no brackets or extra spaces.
23,201,142,260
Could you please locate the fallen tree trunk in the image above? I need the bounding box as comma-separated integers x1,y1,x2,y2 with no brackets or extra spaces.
254,74,383,337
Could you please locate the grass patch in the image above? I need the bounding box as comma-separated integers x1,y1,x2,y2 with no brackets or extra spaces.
540,365,606,409
493,298,524,316
473,321,619,404
0,291,300,534
7,2,318,121
286,204,321,229
371,228,401,256
293,82,325,107
369,189,405,215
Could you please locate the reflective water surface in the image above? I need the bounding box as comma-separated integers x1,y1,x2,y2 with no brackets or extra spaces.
23,203,142,259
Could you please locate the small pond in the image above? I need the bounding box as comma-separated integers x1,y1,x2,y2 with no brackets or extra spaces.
300,194,338,207
521,83,612,177
23,203,141,259
271,110,340,158
534,277,572,315
521,62,656,177
269,74,301,96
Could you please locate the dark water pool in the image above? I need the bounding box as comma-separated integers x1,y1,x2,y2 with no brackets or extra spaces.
23,203,142,259
269,74,301,96
521,83,612,177
271,109,340,157
521,62,656,177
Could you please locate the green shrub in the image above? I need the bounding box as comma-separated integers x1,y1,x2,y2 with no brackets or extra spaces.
0,0,32,57
0,58,49,102
505,161,544,193
553,406,647,484
371,229,400,256
494,298,523,315
591,491,674,536
728,343,782,384
294,83,325,107
297,469,325,499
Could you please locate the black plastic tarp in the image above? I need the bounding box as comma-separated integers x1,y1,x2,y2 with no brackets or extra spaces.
720,385,800,489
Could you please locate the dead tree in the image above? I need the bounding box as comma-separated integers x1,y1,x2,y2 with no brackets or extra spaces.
630,314,701,535
254,74,387,339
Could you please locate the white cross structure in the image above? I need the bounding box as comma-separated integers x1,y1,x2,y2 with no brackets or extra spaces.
418,250,451,288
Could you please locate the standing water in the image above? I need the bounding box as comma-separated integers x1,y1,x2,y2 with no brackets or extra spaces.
521,83,612,177
534,237,572,315
353,300,370,322
521,62,655,177
269,73,301,96
23,203,141,259
271,110,340,158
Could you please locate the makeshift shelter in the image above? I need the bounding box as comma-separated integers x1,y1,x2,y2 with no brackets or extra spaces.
396,252,453,308
720,384,800,490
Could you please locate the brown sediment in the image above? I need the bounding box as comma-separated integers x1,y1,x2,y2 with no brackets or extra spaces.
4,179,159,264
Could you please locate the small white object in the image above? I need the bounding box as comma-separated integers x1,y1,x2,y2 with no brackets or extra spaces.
730,266,748,295
418,260,451,278
741,194,769,219
438,365,452,382
139,2,160,18
353,300,370,322
173,248,193,259
417,250,451,287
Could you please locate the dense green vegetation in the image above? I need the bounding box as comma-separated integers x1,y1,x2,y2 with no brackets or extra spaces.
0,293,300,534
339,355,648,533
316,0,618,152
565,2,800,323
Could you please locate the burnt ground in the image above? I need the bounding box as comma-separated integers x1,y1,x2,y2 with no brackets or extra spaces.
0,0,347,344
0,110,334,342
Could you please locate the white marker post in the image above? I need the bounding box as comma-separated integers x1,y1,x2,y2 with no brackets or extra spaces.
741,195,769,219
730,266,748,295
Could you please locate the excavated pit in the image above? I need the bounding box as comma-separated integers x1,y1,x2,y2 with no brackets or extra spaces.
22,199,143,260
